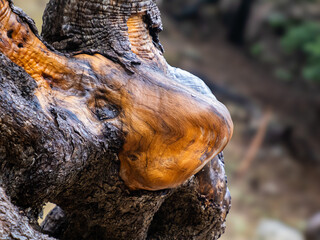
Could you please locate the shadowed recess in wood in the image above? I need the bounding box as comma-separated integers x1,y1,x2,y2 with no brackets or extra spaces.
0,0,233,191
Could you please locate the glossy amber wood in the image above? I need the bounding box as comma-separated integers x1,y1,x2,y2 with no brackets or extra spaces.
0,1,233,191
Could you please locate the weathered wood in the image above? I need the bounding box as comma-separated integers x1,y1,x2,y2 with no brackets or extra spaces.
41,0,163,72
0,0,232,191
0,186,54,240
0,0,233,239
148,153,231,240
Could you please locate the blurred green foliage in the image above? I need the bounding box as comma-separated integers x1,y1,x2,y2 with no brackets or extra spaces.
267,12,288,30
281,22,320,53
281,21,320,82
250,43,264,57
274,68,293,81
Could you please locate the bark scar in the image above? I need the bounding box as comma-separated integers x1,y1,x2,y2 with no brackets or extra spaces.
0,0,233,191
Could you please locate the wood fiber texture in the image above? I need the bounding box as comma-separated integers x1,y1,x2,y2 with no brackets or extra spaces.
0,0,233,239
42,0,163,72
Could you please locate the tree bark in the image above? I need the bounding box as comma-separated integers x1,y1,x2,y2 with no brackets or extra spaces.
0,186,55,240
0,0,233,239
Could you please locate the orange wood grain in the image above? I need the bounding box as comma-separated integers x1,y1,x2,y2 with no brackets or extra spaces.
0,1,233,191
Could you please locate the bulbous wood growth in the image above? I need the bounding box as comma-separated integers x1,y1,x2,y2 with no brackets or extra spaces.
0,0,233,239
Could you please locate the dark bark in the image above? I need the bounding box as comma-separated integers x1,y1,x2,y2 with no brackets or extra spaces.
0,0,232,239
41,0,163,73
148,153,230,240
0,51,169,239
0,186,54,240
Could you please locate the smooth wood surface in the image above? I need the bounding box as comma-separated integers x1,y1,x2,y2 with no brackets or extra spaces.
0,0,232,191
0,0,233,239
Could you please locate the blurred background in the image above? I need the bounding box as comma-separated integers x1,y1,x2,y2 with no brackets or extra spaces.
13,0,320,239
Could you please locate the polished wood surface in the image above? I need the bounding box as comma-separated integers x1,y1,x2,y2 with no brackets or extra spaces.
0,1,233,190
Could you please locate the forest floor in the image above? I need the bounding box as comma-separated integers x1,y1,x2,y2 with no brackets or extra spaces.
160,17,320,239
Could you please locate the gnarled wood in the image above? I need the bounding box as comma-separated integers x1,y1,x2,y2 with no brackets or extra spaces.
0,0,232,191
0,186,54,240
148,153,231,240
0,0,233,238
41,0,163,72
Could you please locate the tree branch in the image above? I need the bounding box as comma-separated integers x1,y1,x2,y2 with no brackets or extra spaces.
0,0,233,238
0,186,55,240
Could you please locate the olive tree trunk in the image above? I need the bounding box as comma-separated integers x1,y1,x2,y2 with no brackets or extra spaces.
0,0,233,239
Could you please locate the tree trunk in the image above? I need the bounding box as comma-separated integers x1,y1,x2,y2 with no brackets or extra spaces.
227,0,255,45
0,0,233,239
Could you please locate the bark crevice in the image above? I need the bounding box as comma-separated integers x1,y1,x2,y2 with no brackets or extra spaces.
0,0,232,239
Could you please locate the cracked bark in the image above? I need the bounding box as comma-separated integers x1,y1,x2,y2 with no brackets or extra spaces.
0,0,233,239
